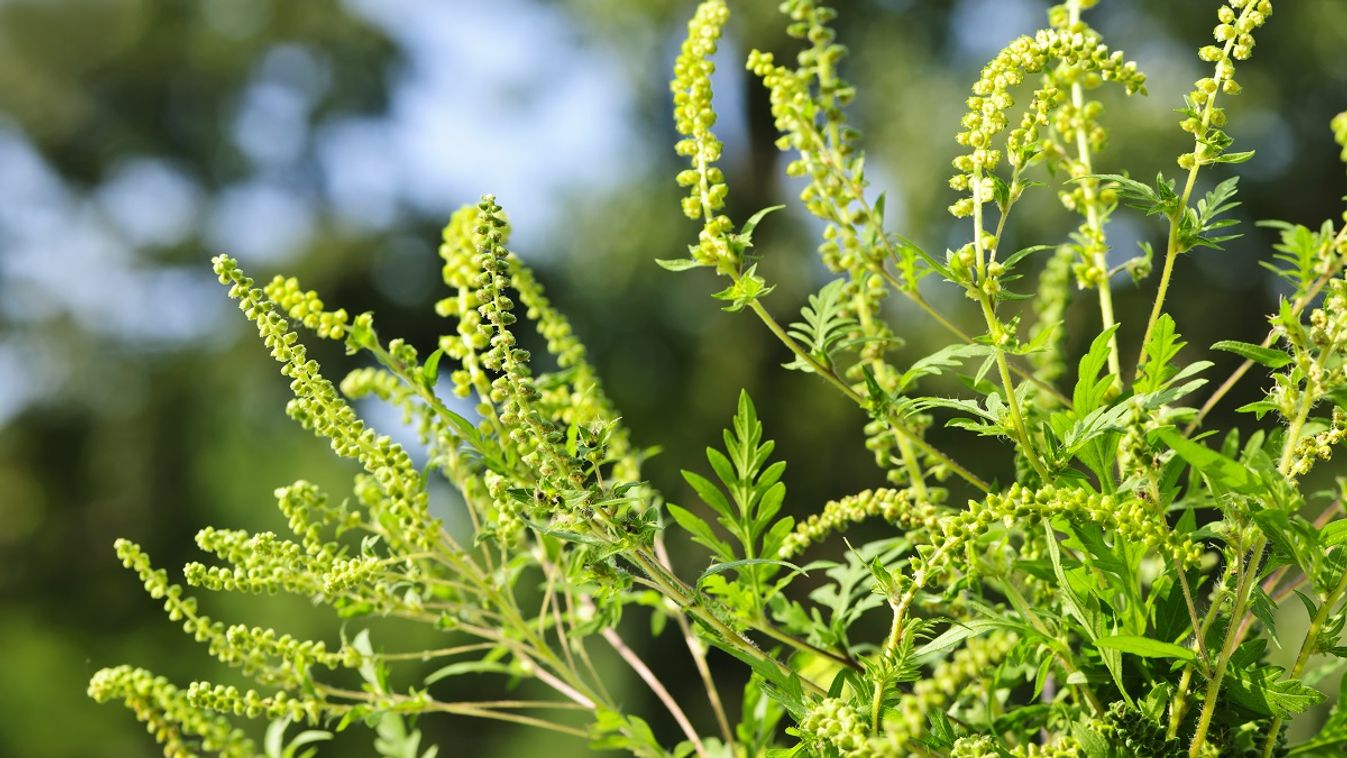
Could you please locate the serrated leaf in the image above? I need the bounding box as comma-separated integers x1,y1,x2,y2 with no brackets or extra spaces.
1154,427,1261,495
1072,721,1111,758
696,558,803,587
1323,521,1347,548
667,503,735,561
898,343,991,392
912,620,1013,662
1212,339,1292,369
1095,634,1196,661
1075,324,1122,413
1224,667,1325,718
784,279,857,374
1137,313,1184,394
682,470,733,520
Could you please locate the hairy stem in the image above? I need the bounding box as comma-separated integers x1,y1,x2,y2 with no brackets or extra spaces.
1188,537,1265,756
969,169,1051,480
999,578,1105,715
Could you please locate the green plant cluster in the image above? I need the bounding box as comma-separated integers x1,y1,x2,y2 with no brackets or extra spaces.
90,0,1347,756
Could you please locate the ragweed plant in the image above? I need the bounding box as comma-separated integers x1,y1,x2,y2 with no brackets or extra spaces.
91,1,1347,756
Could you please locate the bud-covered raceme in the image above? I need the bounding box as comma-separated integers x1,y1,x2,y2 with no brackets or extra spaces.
949,27,1144,218
1335,110,1347,164
671,0,734,269
1090,701,1182,757
213,255,441,554
778,487,944,559
472,196,590,499
891,631,1019,744
1028,245,1077,400
185,681,323,724
1176,0,1272,168
88,666,256,757
797,698,902,757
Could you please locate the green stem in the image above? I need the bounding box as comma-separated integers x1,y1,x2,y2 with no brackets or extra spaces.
1168,665,1194,739
1188,536,1266,756
1000,578,1105,715
1186,227,1347,433
1137,219,1181,376
878,269,1073,407
969,168,1050,480
1190,381,1308,753
743,294,992,493
316,685,593,739
653,536,735,749
895,433,930,503
1066,0,1122,381
1260,558,1347,757
980,296,1051,480
1137,0,1259,379
628,549,829,697
1169,562,1234,739
805,115,1076,411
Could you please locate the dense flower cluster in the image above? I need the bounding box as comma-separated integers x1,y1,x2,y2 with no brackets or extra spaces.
778,487,942,559
891,631,1019,744
897,484,1199,618
1031,5,1132,382
745,2,932,487
1286,406,1347,478
472,197,589,500
436,203,499,408
747,1,867,275
214,255,441,553
114,540,345,690
797,698,899,757
1271,274,1347,476
671,0,733,269
951,734,1081,757
949,28,1144,218
186,681,324,724
507,250,636,479
263,275,351,341
90,2,1347,756
88,666,255,757
1028,245,1077,397
1178,0,1273,169
1335,110,1347,163
1091,702,1181,757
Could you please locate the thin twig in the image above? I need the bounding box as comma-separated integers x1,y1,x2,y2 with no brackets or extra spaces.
655,535,735,749
602,626,709,758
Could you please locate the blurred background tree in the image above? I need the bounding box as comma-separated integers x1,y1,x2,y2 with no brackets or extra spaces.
1,0,1344,754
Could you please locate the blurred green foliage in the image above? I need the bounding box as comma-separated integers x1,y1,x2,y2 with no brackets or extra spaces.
1,0,1344,754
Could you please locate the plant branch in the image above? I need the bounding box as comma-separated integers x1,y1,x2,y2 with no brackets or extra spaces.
1137,0,1259,378
742,292,992,493
654,535,735,749
602,626,709,758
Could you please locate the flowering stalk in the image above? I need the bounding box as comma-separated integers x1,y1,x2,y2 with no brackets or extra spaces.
1137,0,1273,374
